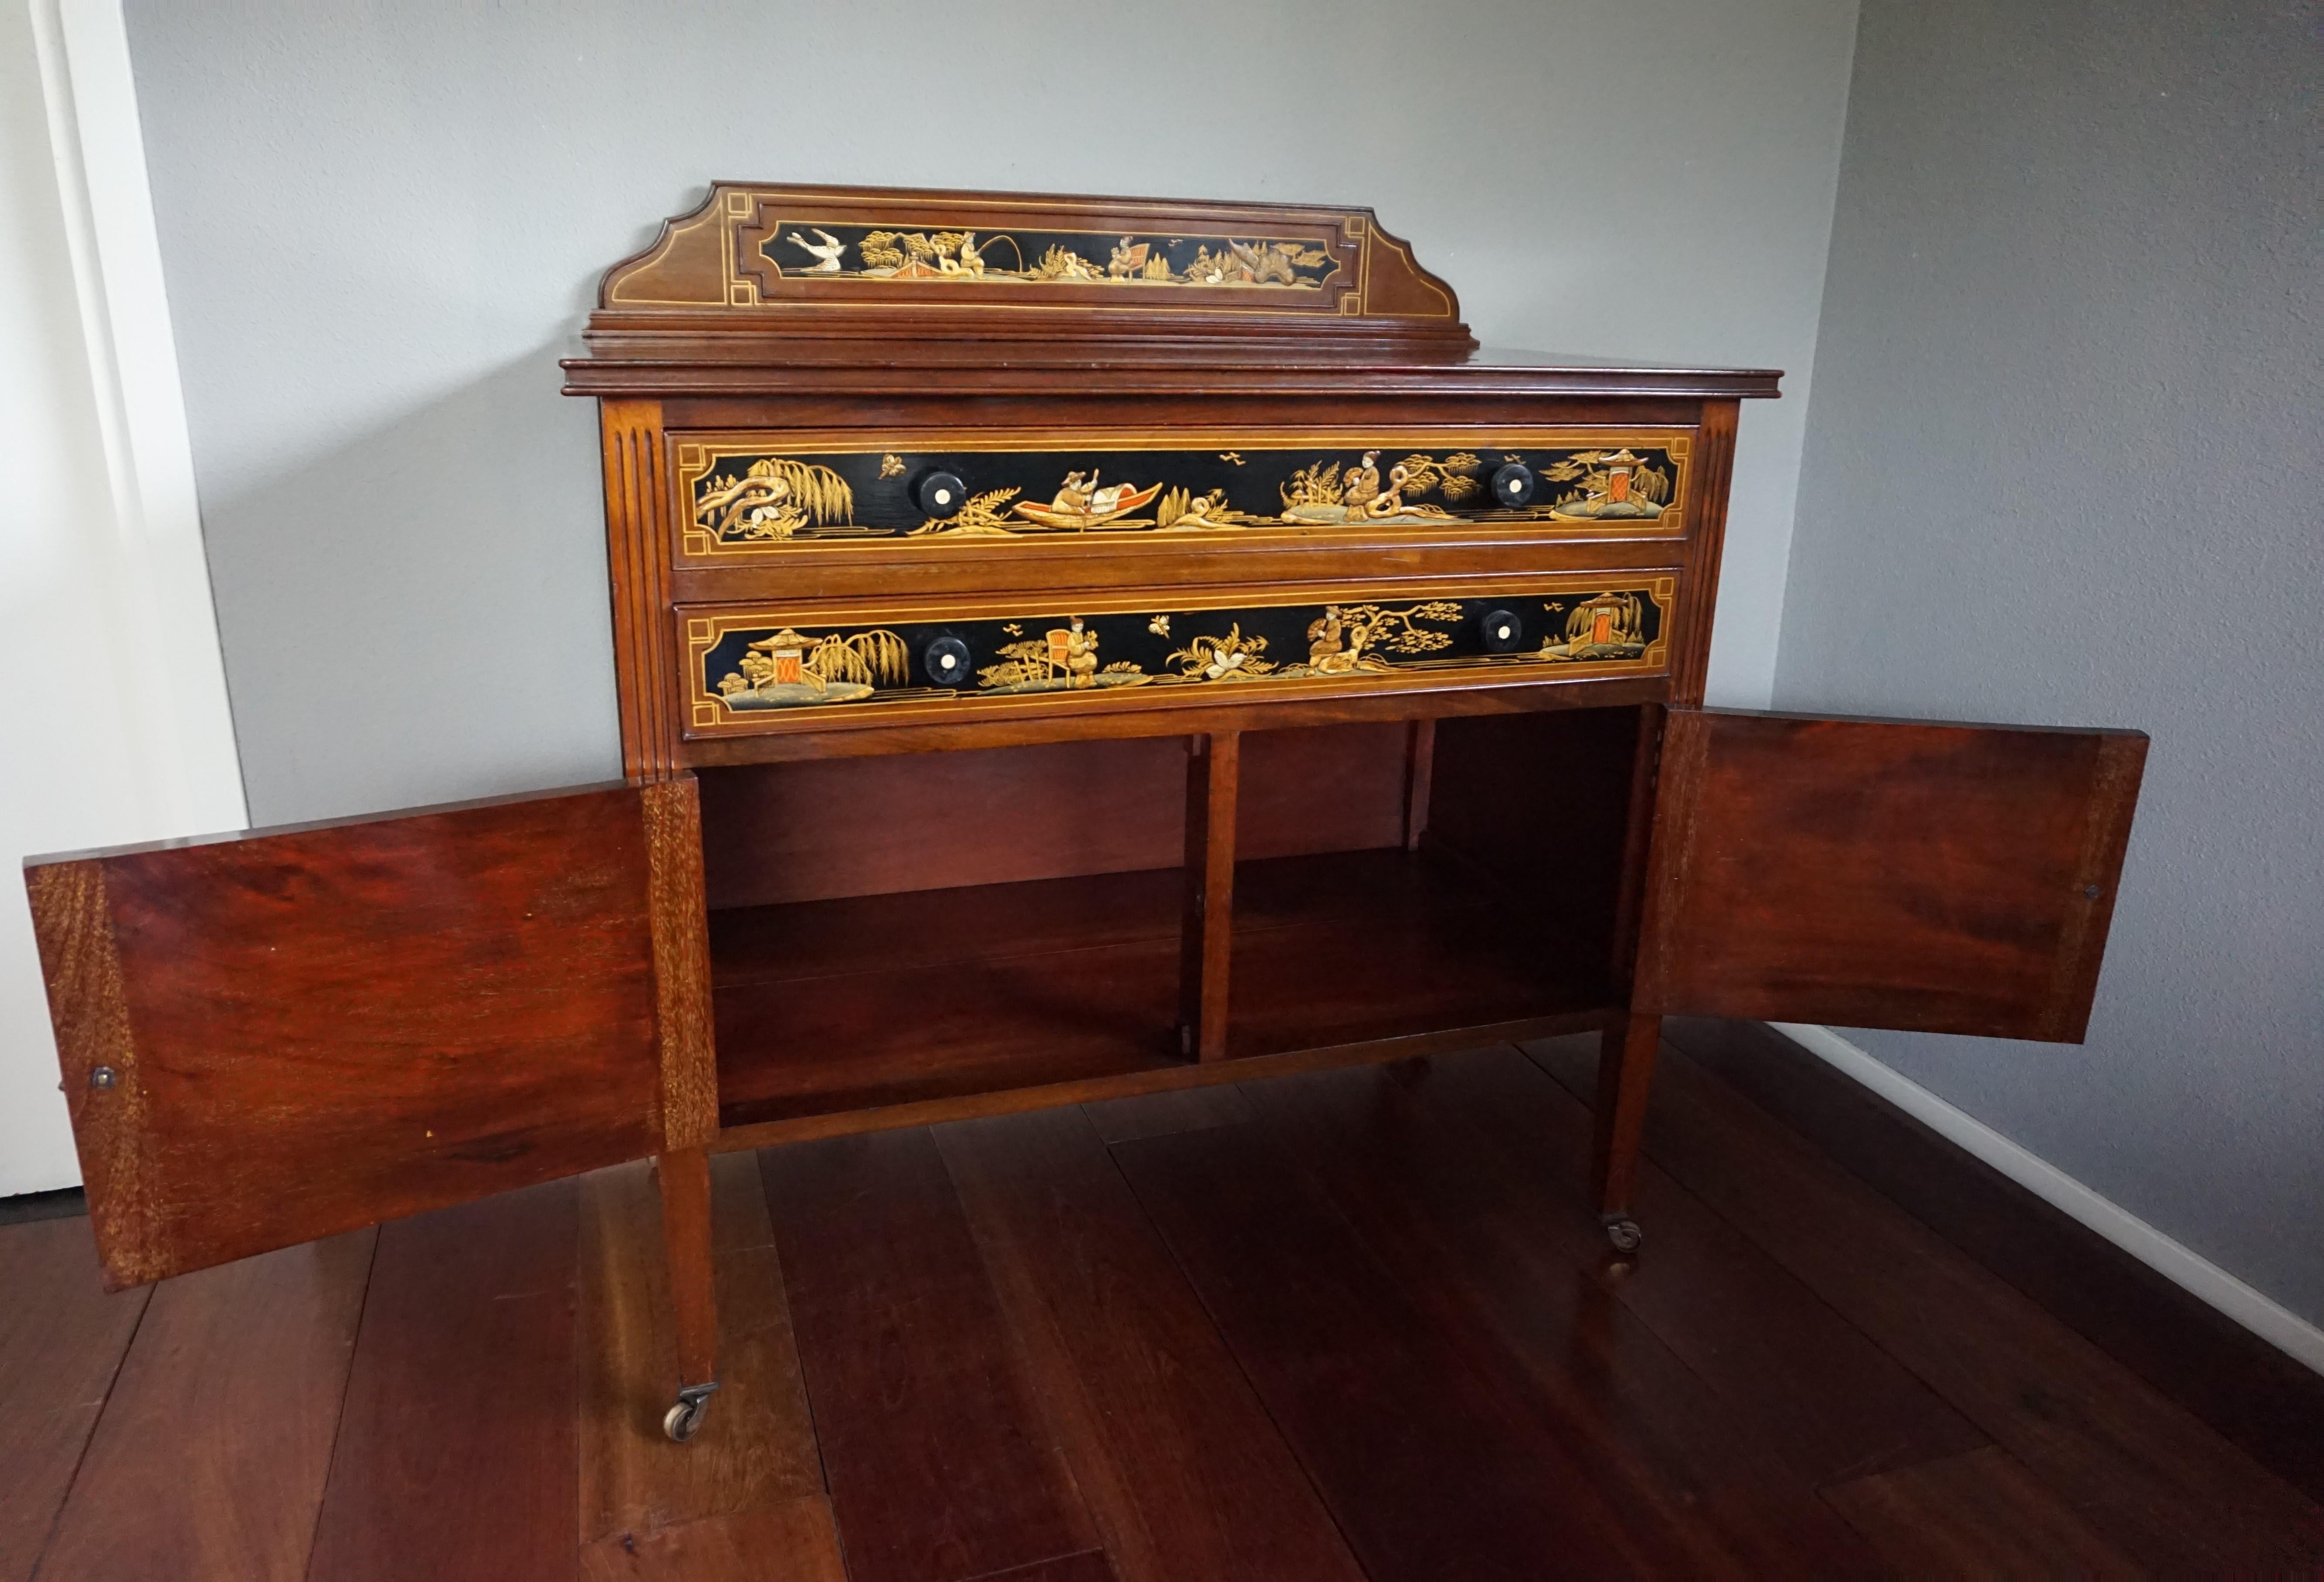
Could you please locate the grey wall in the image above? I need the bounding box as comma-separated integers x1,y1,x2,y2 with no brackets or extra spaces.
123,0,1860,827
1778,3,2322,1323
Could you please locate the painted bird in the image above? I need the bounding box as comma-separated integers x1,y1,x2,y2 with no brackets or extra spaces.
788,228,847,273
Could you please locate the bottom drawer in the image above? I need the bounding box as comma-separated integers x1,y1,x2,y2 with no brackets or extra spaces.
679,574,1677,739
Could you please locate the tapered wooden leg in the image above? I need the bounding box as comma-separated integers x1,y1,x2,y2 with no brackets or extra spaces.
1590,1012,1661,1251
656,1145,719,1440
1179,731,1240,1062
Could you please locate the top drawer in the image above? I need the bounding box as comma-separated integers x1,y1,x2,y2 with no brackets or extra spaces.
669,427,1695,567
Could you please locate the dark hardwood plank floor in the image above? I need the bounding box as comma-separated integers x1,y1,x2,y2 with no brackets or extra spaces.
305,1180,583,1582
0,1216,148,1582
33,1232,372,1582
934,1105,1365,1582
758,1128,1103,1582
1659,1014,2324,1505
1528,1032,2324,1573
3,1023,2318,1579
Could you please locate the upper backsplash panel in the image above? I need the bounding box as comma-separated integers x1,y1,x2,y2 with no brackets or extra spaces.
595,182,1464,336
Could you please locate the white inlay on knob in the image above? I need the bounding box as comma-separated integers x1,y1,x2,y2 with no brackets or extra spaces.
1496,625,1511,639
938,653,956,670
934,488,953,505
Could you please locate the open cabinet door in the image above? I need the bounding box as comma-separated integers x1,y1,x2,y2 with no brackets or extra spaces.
1633,710,2146,1041
25,778,714,1290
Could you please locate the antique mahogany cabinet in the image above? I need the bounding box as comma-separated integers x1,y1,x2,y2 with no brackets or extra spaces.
27,184,2147,1443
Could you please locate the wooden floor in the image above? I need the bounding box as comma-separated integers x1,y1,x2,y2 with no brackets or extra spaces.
5,1023,2321,1580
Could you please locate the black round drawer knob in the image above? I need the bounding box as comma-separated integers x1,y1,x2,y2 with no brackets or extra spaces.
1491,463,1536,508
924,635,972,686
1481,609,1526,652
915,471,967,518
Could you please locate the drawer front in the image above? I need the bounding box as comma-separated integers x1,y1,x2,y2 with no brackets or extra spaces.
679,575,1677,739
671,428,1692,562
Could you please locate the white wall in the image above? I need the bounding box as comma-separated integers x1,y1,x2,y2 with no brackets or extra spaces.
119,0,1861,830
1777,0,2324,1327
0,0,245,1195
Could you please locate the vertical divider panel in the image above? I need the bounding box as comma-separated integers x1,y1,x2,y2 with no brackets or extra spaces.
1609,703,1665,997
1179,732,1242,1062
1401,718,1436,852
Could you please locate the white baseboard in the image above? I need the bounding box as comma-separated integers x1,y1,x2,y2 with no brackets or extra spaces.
1771,1022,2324,1379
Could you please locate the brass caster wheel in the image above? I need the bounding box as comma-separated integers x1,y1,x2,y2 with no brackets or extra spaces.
663,1382,719,1443
1603,1217,1644,1254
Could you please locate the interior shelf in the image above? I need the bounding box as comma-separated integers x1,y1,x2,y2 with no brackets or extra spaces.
712,868,1186,1127
1227,848,1611,1058
710,846,1612,1127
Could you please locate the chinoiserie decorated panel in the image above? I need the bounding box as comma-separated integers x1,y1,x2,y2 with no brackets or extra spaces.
755,222,1339,292
599,185,1470,321
672,432,1690,556
680,579,1675,734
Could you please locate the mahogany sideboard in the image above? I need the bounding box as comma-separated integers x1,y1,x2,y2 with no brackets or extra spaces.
26,184,2147,1443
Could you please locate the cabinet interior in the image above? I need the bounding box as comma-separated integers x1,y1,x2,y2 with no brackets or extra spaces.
700,707,1639,1128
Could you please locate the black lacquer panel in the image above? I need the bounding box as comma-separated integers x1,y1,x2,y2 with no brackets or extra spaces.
686,587,1668,725
674,438,1687,552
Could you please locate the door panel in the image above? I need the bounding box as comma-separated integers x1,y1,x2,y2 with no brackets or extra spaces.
1633,710,2145,1040
26,779,713,1289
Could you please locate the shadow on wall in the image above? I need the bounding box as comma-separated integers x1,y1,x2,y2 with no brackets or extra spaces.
203,339,622,828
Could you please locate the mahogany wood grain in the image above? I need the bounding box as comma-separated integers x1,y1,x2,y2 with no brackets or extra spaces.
1406,1042,1990,1487
664,535,1689,610
586,184,1468,348
1109,1120,1663,1579
25,783,685,1288
757,1129,1100,1582
1609,701,1664,994
1423,706,1640,873
657,392,1713,433
0,1216,149,1582
306,1181,582,1582
602,399,681,778
579,1497,847,1582
568,351,1776,402
715,938,1183,1127
1527,1035,2324,1572
578,1158,821,1547
675,673,1673,767
1419,704,1638,946
702,739,1188,908
1231,1062,1884,1577
32,1232,372,1582
935,1107,1367,1582
1400,717,1434,850
1227,848,1607,1058
711,852,1611,1127
1591,1012,1661,1219
656,1148,716,1391
1821,1445,2141,1578
710,1010,1608,1155
643,779,717,1151
713,866,1184,991
1239,720,1406,861
1634,710,2149,1040
698,724,1405,909
1667,400,1737,708
1180,732,1239,1060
